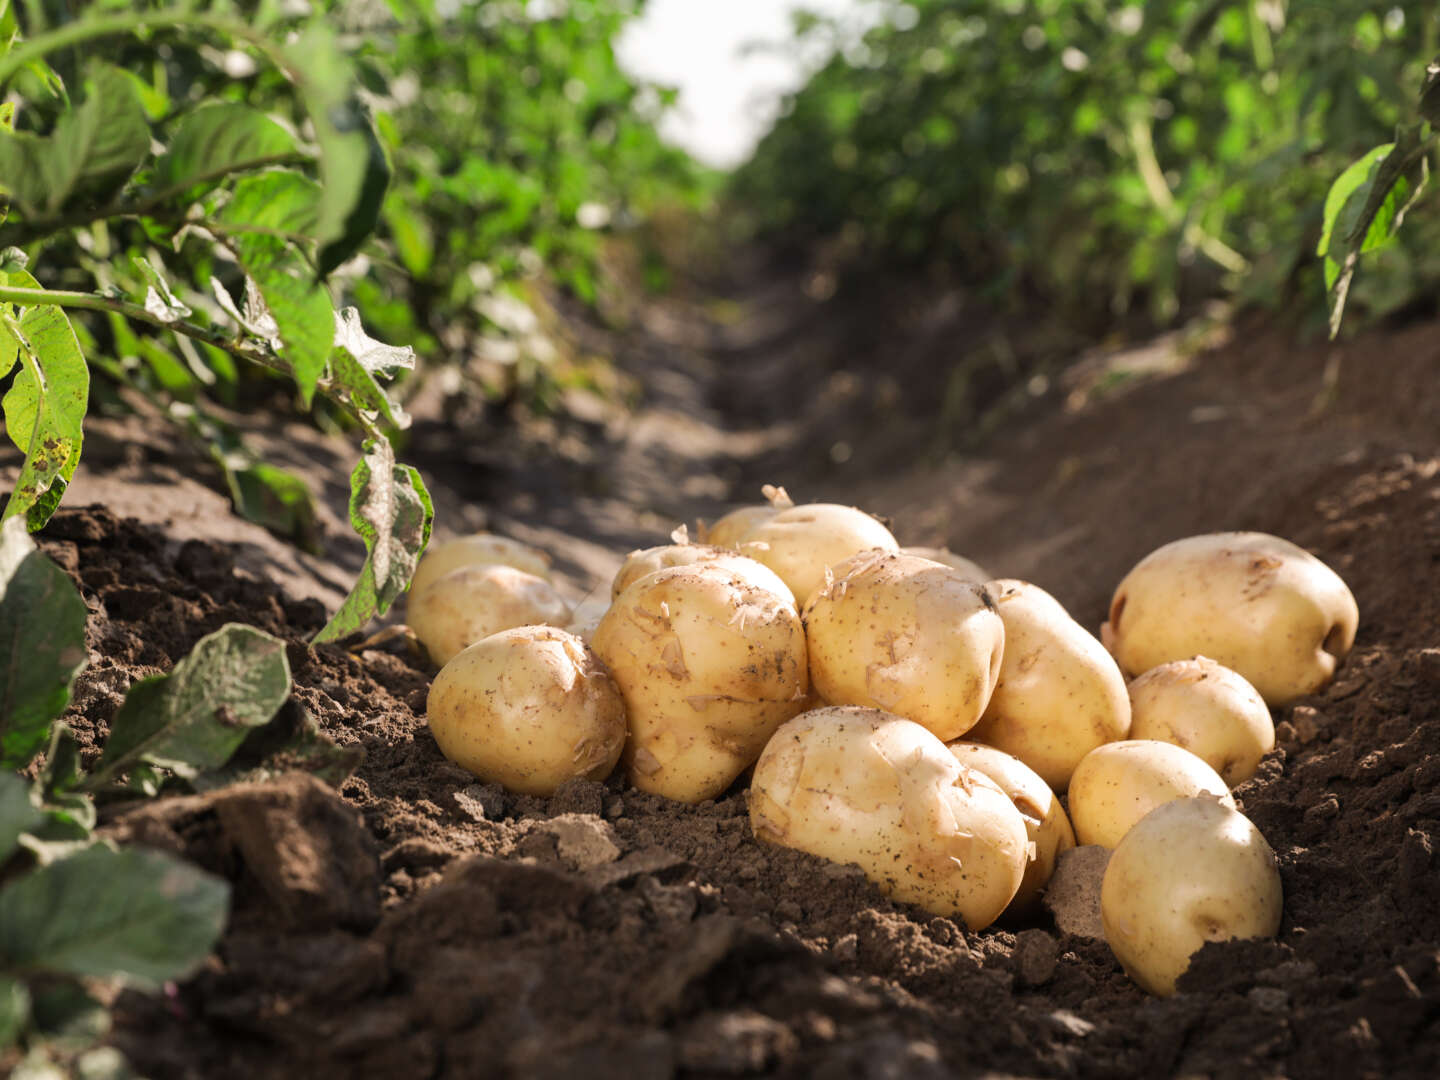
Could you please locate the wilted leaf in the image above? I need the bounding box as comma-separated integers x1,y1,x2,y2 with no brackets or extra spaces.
132,255,192,324
0,845,229,989
314,441,433,643
154,103,298,200
89,624,291,787
333,307,415,376
0,517,88,769
330,344,411,432
0,268,90,530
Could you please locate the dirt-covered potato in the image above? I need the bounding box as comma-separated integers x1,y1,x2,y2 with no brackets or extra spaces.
426,626,626,796
1102,532,1359,705
803,551,1004,741
1102,797,1282,996
409,564,572,667
948,742,1076,915
411,532,553,595
738,503,899,606
592,562,808,803
611,543,765,600
901,546,989,583
751,707,1029,929
700,484,793,548
1067,740,1236,849
965,580,1131,789
1127,657,1275,786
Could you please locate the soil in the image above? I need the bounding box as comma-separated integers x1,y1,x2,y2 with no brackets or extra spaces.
10,252,1440,1078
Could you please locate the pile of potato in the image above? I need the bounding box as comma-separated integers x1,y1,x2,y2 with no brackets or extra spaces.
412,486,1358,997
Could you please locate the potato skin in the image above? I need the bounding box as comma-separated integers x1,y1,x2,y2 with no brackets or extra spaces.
1102,797,1282,995
611,543,737,600
701,505,778,548
426,626,626,796
948,742,1076,916
411,533,553,596
1127,657,1275,786
738,503,899,607
901,546,989,584
592,563,808,803
750,707,1029,930
409,564,572,667
803,551,1004,741
1102,532,1359,705
966,580,1131,789
1067,740,1236,849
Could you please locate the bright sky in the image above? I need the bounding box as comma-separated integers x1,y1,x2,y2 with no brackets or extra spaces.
615,0,879,170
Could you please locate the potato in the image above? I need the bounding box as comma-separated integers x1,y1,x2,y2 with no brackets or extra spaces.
1101,797,1282,995
965,580,1131,789
611,543,755,600
750,707,1029,929
1102,532,1359,705
592,562,808,803
948,742,1076,915
803,551,1004,741
1127,657,1275,786
426,626,626,796
411,532,553,595
738,503,899,606
1067,739,1236,849
700,484,793,548
901,546,989,583
409,564,572,667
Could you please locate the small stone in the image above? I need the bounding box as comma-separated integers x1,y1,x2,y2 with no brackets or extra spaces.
454,783,505,821
536,814,621,869
1013,929,1060,987
1288,706,1321,743
831,933,859,964
1043,845,1111,940
1048,1010,1095,1038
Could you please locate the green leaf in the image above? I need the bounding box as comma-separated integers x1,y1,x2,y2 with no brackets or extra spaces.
0,844,228,989
154,103,299,201
228,463,322,555
219,172,333,407
0,516,88,769
29,981,108,1049
0,269,90,531
0,770,43,865
281,26,390,276
89,624,291,787
34,723,96,838
0,64,149,219
1420,55,1440,129
194,702,362,791
314,441,433,643
0,974,30,1051
330,310,413,432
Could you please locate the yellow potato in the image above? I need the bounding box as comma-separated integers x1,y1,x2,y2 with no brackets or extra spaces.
966,580,1131,789
1127,657,1275,786
1102,532,1359,705
1102,797,1282,995
408,564,572,667
410,532,553,595
750,707,1029,929
592,562,808,803
901,546,989,583
701,505,779,548
738,503,899,607
426,626,626,796
1067,740,1236,849
948,742,1076,915
803,551,1004,741
611,545,775,600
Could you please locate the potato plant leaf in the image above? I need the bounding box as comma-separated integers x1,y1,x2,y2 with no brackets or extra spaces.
34,723,95,838
153,103,299,201
218,172,332,407
0,771,44,865
132,256,192,325
1318,127,1430,338
0,64,149,220
193,701,363,791
314,441,433,643
88,624,291,788
0,974,29,1051
0,517,88,770
0,845,228,990
0,268,90,531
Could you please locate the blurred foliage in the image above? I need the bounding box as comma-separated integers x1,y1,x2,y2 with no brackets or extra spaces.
734,0,1440,331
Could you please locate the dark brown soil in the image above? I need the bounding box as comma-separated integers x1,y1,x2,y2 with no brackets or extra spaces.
18,258,1440,1078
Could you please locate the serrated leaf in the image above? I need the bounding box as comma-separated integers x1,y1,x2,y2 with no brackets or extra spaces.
314,441,433,643
0,770,43,865
1,268,90,531
219,172,332,406
132,255,192,324
0,517,88,769
154,103,298,201
88,624,291,787
0,845,228,989
0,974,29,1051
0,64,149,219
